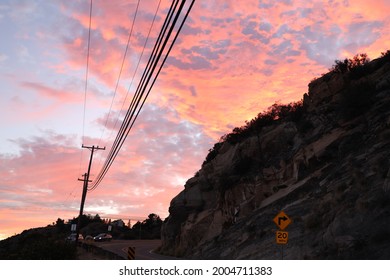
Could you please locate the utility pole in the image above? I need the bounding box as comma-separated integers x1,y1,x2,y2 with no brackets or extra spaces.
76,173,91,243
82,145,106,185
75,145,105,243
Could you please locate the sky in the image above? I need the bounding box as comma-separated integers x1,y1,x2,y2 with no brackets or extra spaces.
0,0,389,240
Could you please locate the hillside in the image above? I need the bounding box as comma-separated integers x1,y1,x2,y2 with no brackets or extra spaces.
159,52,390,259
0,214,161,259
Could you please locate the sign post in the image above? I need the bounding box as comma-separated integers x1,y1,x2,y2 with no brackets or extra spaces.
273,211,291,259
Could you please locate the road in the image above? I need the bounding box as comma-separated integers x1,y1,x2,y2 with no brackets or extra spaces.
94,239,178,260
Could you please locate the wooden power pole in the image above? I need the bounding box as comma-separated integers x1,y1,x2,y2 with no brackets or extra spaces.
76,145,105,243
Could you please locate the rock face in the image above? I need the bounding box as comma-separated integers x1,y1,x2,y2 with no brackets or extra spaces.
160,55,390,259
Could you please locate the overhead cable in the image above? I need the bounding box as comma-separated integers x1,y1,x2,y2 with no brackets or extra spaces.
97,0,141,147
89,0,195,191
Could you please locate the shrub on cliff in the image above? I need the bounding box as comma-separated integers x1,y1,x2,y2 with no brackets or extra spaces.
330,53,370,73
381,50,390,59
202,101,304,166
330,53,374,80
222,101,304,145
203,142,223,165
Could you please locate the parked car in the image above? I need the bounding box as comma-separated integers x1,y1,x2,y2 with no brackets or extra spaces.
66,233,84,242
93,233,112,242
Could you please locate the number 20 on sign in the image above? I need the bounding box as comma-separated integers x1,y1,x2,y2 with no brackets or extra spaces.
276,231,288,244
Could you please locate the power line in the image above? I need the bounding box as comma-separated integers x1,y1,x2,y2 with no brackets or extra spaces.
89,0,195,191
92,0,179,185
99,0,162,161
89,0,181,191
93,0,144,175
69,0,93,206
90,0,182,190
77,0,93,180
97,0,141,148
82,0,93,146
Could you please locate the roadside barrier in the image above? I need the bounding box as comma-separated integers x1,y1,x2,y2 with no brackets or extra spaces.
78,241,124,260
127,246,135,260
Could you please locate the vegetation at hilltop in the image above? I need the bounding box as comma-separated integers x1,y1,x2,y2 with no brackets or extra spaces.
203,101,305,165
203,50,390,166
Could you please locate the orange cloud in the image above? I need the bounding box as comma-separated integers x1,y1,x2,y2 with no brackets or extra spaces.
143,0,390,140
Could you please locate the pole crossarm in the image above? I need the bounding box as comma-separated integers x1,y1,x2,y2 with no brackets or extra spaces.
78,174,92,183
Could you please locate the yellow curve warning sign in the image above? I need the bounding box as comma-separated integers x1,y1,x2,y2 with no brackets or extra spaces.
273,211,292,230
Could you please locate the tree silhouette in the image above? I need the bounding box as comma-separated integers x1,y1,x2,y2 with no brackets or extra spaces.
330,53,370,74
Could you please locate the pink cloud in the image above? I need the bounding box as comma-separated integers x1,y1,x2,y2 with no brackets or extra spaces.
60,0,172,91
0,132,83,238
143,0,390,139
20,81,79,103
0,103,211,239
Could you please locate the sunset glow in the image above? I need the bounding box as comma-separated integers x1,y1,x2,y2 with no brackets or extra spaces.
1,0,390,240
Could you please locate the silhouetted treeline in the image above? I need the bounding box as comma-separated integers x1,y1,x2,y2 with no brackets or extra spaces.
0,213,163,259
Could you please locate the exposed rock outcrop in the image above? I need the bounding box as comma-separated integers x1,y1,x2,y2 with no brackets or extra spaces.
160,54,390,259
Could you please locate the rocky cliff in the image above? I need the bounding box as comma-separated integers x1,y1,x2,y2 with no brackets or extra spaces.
160,53,390,259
